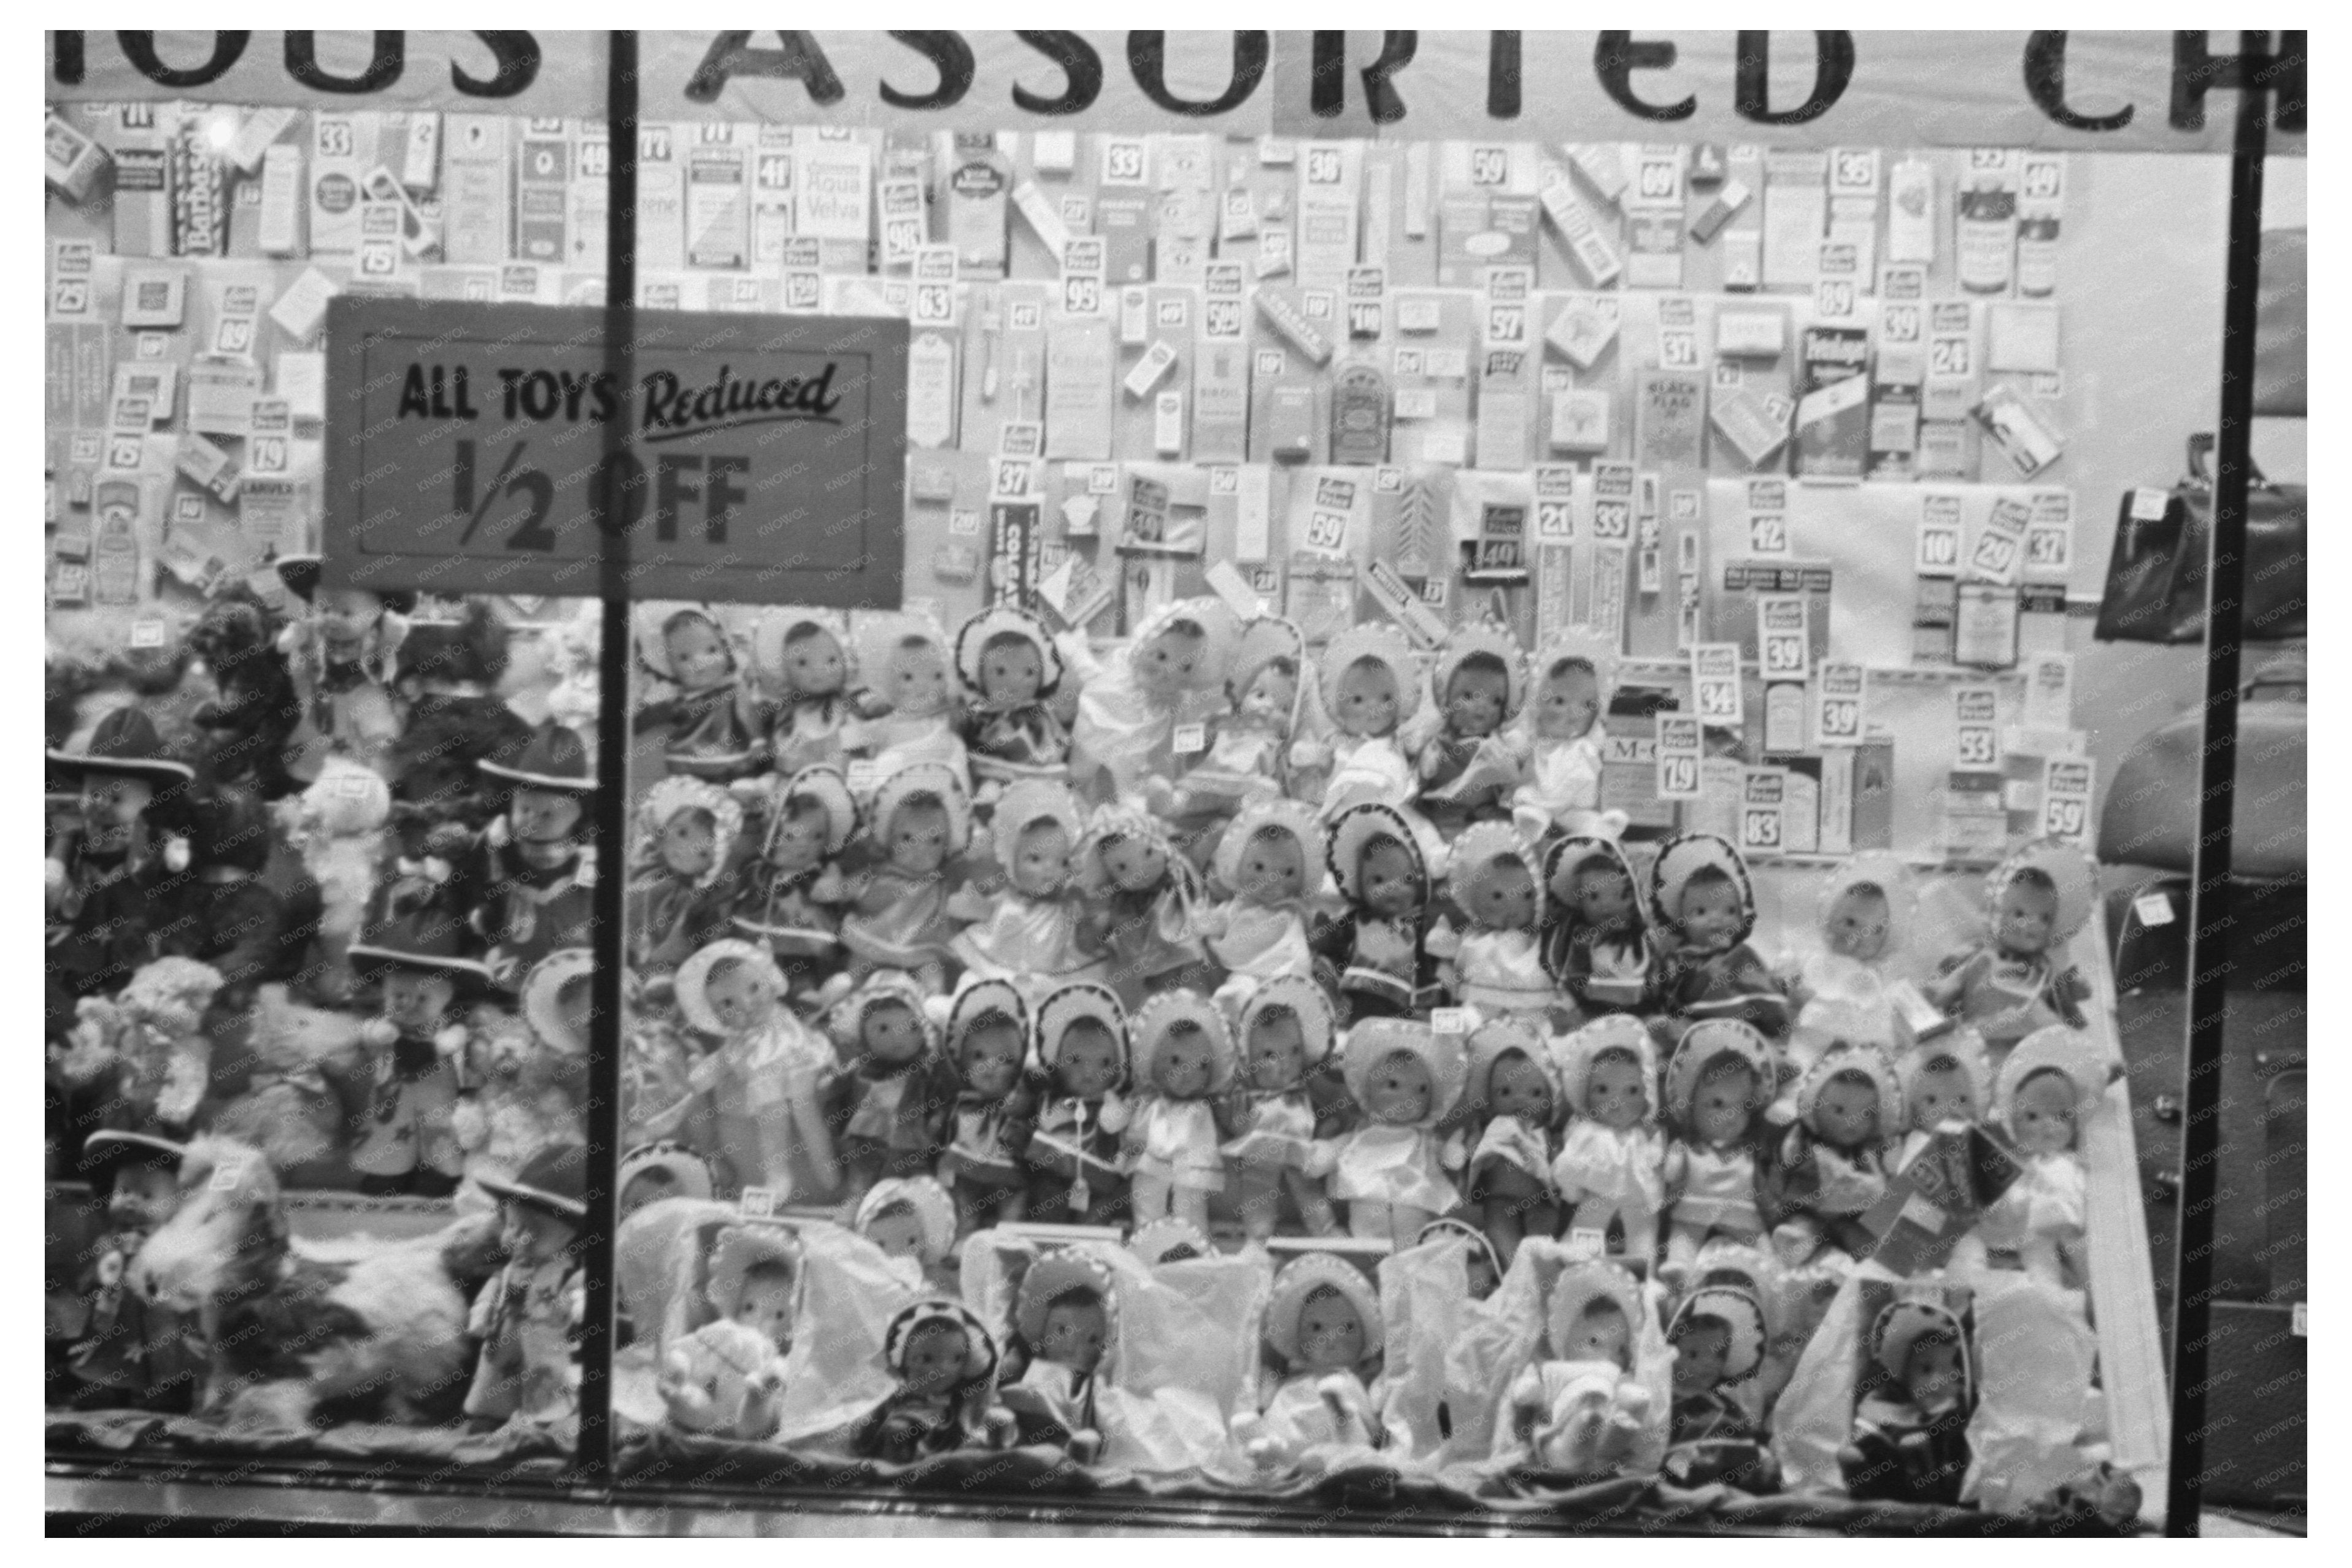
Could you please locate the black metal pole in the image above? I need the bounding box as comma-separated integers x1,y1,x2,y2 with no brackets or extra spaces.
2164,28,2270,1537
576,27,639,1490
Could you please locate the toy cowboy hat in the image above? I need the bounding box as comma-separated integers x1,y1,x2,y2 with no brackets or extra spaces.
882,1297,1000,1385
955,602,1064,698
750,605,857,690
1984,838,2099,947
47,706,195,785
520,948,596,1058
1868,1297,1971,1386
1649,832,1756,942
1667,1280,1768,1384
618,1140,714,1205
1340,1017,1467,1124
477,721,598,794
347,910,495,993
1553,1015,1660,1121
1265,1252,1384,1370
273,555,417,615
1431,622,1529,720
1316,621,1424,726
1816,852,1918,958
1466,1017,1560,1115
1033,981,1130,1080
1326,800,1445,902
1237,973,1337,1067
1416,1215,1503,1285
990,778,1088,870
475,1140,588,1222
1131,596,1242,692
1013,1247,1120,1348
866,761,972,856
828,970,943,1061
1994,1024,2118,1124
77,1129,188,1188
1546,1258,1647,1360
706,1221,806,1324
857,1177,960,1261
673,939,788,1038
1792,1042,1905,1134
1447,821,1541,910
1127,1218,1217,1267
1664,1020,1777,1125
636,776,745,890
1212,796,1327,897
1130,988,1236,1096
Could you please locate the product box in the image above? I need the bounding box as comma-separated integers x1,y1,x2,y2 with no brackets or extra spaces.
747,127,793,271
1635,371,1706,467
1096,194,1152,285
515,124,571,264
112,131,175,258
1850,738,1896,850
795,134,873,271
1043,316,1115,461
1953,582,2019,669
255,142,305,257
1713,559,1833,666
1940,769,2009,858
570,123,611,271
946,134,1010,280
442,114,511,264
45,110,110,202
170,128,228,257
1911,574,1957,664
1794,325,1870,478
687,136,750,270
1817,746,1855,855
1598,710,1678,832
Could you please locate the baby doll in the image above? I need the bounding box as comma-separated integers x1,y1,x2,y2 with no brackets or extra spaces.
849,1298,1015,1463
731,764,855,997
1659,1020,1776,1286
1648,832,1790,1046
459,722,600,994
1074,806,1210,1010
1784,855,1925,1075
1000,1250,1117,1462
855,1177,961,1294
1149,619,1304,816
947,780,1099,985
1312,623,1424,821
1198,797,1324,998
1974,1026,2115,1291
658,1223,799,1441
347,917,491,1197
1895,1029,1992,1168
1124,989,1238,1234
954,604,1071,796
273,556,409,780
1220,974,1343,1242
452,949,591,1188
1417,1216,1506,1301
1430,823,1553,1020
1661,1275,1779,1493
46,707,190,1001
631,604,765,781
627,776,744,974
933,978,1038,1234
825,970,945,1202
676,939,841,1203
1462,1018,1564,1266
839,763,973,994
1761,1045,1903,1269
617,1141,714,1221
1416,625,1527,840
1498,1262,1655,1477
842,618,970,793
1550,1017,1669,1264
1310,802,1445,1024
1510,630,1624,844
1070,597,1238,804
1325,1017,1468,1247
1232,1254,1394,1467
465,1144,587,1433
1840,1299,1975,1505
1023,983,1134,1225
1540,834,1656,1020
1927,840,2096,1059
758,609,884,777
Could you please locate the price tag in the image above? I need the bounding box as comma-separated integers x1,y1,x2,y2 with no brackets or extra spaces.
209,1161,245,1193
992,456,1036,498
1813,662,1867,747
948,508,982,537
1061,273,1102,317
1881,301,1922,344
1469,145,1511,186
1740,768,1785,855
846,760,885,796
1954,686,2002,769
1301,507,1351,555
1918,493,1963,576
1485,301,1527,345
2040,756,2095,843
1171,723,1207,756
2022,652,2074,731
2292,1301,2307,1337
129,618,167,649
1748,512,1788,555
1690,644,1744,728
1536,498,1575,542
1659,328,1700,369
1430,1007,1471,1036
1100,137,1147,185
1970,497,2030,585
1564,1228,1607,1262
737,1186,779,1218
1656,713,1703,799
2132,890,2175,928
1814,278,1856,318
1757,595,1810,679
2128,486,2172,523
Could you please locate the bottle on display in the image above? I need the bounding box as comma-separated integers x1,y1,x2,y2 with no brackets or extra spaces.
91,485,143,607
2015,209,2060,298
1956,177,2016,295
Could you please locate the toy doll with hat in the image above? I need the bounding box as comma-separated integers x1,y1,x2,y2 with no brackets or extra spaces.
1073,804,1211,1011
627,776,745,975
730,764,857,997
1781,854,1926,1075
857,1175,962,1294
1429,822,1554,1020
838,761,973,996
1760,1043,1904,1270
1926,839,2097,1060
933,977,1040,1234
1070,596,1240,804
619,1140,715,1221
841,612,971,795
658,1222,801,1440
1648,832,1790,1047
1497,1259,1657,1478
383,599,533,845
1000,1248,1119,1461
1970,1024,2118,1291
756,607,889,778
452,947,591,1192
1511,627,1627,845
1838,1296,1975,1505
1023,982,1135,1225
346,912,495,1197
1540,831,1657,1021
1311,621,1424,821
1549,1015,1669,1265
1146,613,1307,820
1661,1268,1779,1493
60,1130,204,1413
1416,621,1529,840
631,602,768,782
1197,796,1325,999
1124,988,1237,1234
1659,1020,1779,1286
947,780,1102,986
1230,1252,1395,1469
272,553,411,782
955,602,1072,798
185,592,303,802
465,1141,588,1433
825,970,949,1202
847,1297,1016,1463
45,706,195,999
1309,801,1447,1024
676,938,842,1203
145,785,315,1011
455,721,600,993
1460,1017,1564,1267
1326,1017,1469,1248
1220,974,1344,1242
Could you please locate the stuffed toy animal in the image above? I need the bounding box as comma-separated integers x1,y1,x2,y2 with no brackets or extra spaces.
274,756,393,1005
55,957,225,1131
208,983,368,1186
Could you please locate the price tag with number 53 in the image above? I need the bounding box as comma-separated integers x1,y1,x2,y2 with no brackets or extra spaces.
1954,685,2001,769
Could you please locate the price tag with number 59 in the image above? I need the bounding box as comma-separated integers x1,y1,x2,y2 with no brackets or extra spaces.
2040,756,2094,843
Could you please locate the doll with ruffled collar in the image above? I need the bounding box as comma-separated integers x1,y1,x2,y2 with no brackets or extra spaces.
272,556,409,781
1972,1026,2115,1291
839,763,974,995
930,978,1038,1234
1220,974,1344,1242
824,970,946,1203
347,918,489,1198
1662,1273,1779,1493
1071,598,1240,805
1309,802,1446,1025
675,939,841,1203
849,1298,1016,1462
954,604,1071,803
1540,833,1657,1023
731,765,855,999
1000,1249,1118,1462
1839,1299,1975,1505
1074,807,1210,1011
947,780,1101,986
1324,1017,1468,1247
1417,625,1528,840
1927,840,2095,1061
1497,1261,1657,1478
631,604,766,782
1148,617,1306,822
1783,854,1927,1078
1123,990,1237,1234
855,1177,960,1295
1198,797,1324,1002
1311,623,1424,821
658,1223,799,1441
1231,1254,1397,1471
627,777,744,975
1430,823,1554,1021
1761,1044,1902,1270
1462,1018,1564,1267
1659,1021,1777,1286
1023,983,1134,1226
1549,1017,1668,1264
841,615,970,793
1510,631,1629,846
452,950,590,1190
1649,833,1789,1047
457,722,600,994
1895,1029,1991,1169
758,609,887,778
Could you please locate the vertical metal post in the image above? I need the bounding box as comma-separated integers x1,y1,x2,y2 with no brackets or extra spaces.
576,27,639,1490
2164,28,2271,1537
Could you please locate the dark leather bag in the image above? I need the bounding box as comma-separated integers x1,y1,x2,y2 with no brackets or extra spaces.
2093,435,2306,644
2098,655,2305,880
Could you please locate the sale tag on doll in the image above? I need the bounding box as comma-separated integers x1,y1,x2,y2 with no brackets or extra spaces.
1655,714,1703,799
846,760,884,796
738,1186,779,1218
1172,723,1207,755
2040,756,2095,844
210,1160,245,1193
1564,1228,1607,1262
1430,1007,1471,1036
1689,644,1744,728
1953,686,2001,769
1812,661,1867,747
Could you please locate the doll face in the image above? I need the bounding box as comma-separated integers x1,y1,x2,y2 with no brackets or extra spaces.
659,809,718,880
1470,859,1540,933
315,588,387,645
1335,659,1400,738
619,1169,676,1221
1826,886,1892,961
1565,1301,1632,1369
1465,1251,1500,1302
2010,1069,2080,1156
1811,1074,1881,1148
1239,664,1297,725
1902,1332,1965,1413
1037,1297,1108,1374
901,1321,970,1397
886,801,952,875
862,1001,927,1067
1535,662,1602,740
79,774,154,855
768,803,828,872
1365,1048,1435,1124
665,617,733,693
1671,1321,1732,1397
1137,627,1205,696
887,640,952,717
1236,829,1306,904
1295,1285,1367,1373
863,1203,927,1262
1692,1063,1758,1145
1245,1011,1310,1092
1054,1023,1122,1099
1676,878,1744,951
1011,821,1073,898
704,962,778,1035
108,1163,182,1236
782,627,847,697
958,1022,1026,1099
1572,863,1637,930
980,639,1044,705
1099,834,1167,893
1994,880,2059,955
1443,664,1510,739
1358,839,1422,918
732,1266,797,1351
501,1200,578,1267
1908,1058,1979,1131
1152,1029,1217,1100
510,786,584,846
1584,1051,1649,1132
382,969,457,1035
1487,1051,1554,1124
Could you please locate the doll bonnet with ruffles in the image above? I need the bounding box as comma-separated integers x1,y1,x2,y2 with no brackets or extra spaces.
1649,831,1757,944
1264,1252,1385,1373
1553,1014,1662,1121
1340,1017,1467,1128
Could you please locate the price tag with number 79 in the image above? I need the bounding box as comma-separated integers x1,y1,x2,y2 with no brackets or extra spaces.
1656,714,1703,799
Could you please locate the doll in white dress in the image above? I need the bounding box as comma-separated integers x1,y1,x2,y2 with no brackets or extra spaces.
1198,797,1324,999
1322,1017,1468,1248
1659,1020,1778,1286
1460,1018,1564,1267
1549,1016,1669,1266
841,616,970,796
1071,598,1240,804
1783,854,1926,1077
1510,629,1626,846
1429,823,1554,1020
1220,974,1342,1242
948,780,1100,988
1122,990,1237,1234
1231,1253,1397,1471
1309,624,1426,821
1496,1261,1657,1478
